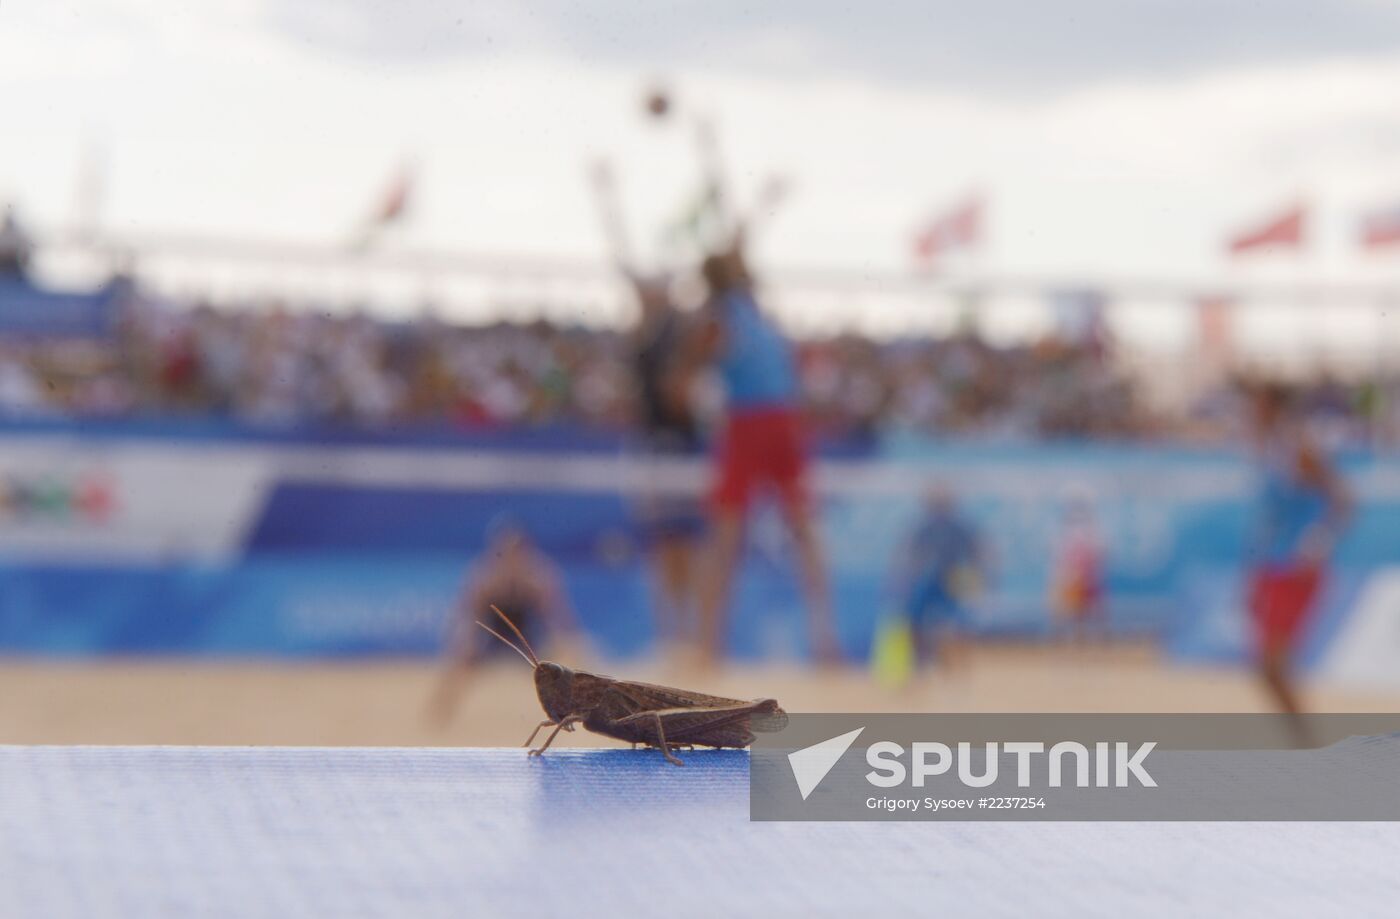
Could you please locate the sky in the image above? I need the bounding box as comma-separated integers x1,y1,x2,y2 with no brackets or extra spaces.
3,0,1400,348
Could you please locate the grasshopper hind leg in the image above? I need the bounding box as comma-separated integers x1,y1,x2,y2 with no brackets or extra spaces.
648,713,684,766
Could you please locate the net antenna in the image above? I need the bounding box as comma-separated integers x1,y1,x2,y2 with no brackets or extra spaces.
588,157,635,270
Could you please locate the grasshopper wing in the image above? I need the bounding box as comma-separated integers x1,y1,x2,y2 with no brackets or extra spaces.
596,678,757,710
590,687,787,750
652,701,788,747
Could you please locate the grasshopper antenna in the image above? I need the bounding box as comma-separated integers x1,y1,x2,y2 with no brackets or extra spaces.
475,621,537,669
490,605,541,666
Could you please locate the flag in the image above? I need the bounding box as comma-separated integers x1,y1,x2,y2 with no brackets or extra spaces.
369,165,413,226
349,164,414,252
1359,204,1400,250
912,195,982,263
1227,202,1305,256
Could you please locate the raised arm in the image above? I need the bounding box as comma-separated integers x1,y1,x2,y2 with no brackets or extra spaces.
588,158,635,273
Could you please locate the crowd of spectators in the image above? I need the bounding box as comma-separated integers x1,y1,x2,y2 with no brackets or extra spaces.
0,280,1389,446
1186,370,1389,450
0,294,631,429
800,331,1138,439
0,285,1152,440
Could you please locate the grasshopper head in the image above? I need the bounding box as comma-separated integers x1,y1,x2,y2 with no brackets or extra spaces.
533,661,577,722
475,608,580,722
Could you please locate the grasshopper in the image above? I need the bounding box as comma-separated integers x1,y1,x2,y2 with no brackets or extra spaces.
478,606,787,766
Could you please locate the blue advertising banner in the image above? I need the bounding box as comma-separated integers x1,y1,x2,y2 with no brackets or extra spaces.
0,424,1396,674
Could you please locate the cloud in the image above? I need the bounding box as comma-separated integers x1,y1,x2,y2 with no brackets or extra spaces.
264,0,1400,96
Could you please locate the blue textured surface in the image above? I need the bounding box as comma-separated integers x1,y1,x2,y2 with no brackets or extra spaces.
3,746,1400,917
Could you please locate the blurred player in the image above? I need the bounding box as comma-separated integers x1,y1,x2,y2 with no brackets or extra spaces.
689,227,840,665
427,518,581,726
894,486,984,674
630,273,706,655
589,160,706,657
1246,383,1351,739
1050,488,1105,643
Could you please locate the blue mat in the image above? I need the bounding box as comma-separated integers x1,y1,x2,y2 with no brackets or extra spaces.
3,746,1399,917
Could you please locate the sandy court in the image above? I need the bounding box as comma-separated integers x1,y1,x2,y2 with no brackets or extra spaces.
4,643,1398,747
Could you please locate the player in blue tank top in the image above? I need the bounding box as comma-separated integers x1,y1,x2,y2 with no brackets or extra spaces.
687,229,839,666
712,285,799,409
1246,383,1350,741
895,487,984,673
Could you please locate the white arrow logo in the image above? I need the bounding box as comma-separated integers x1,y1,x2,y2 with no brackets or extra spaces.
787,727,865,800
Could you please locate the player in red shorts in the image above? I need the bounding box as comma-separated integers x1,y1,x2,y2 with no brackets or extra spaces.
688,228,839,666
1246,383,1350,740
1050,489,1106,645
